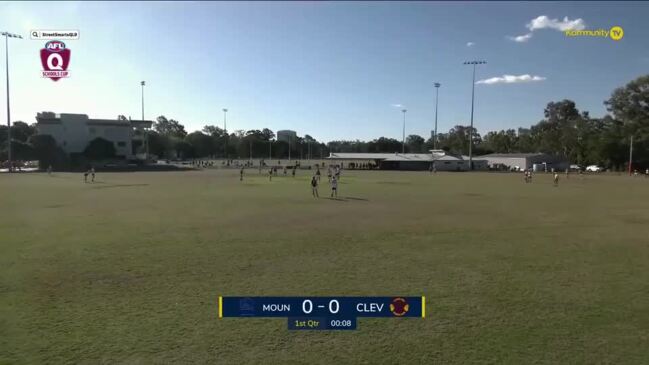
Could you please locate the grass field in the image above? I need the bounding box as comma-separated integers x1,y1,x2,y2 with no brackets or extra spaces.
2,169,649,364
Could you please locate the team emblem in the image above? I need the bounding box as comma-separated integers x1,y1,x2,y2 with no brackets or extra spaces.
389,297,409,316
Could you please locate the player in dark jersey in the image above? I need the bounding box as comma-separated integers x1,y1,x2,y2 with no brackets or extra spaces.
311,175,319,198
331,176,338,198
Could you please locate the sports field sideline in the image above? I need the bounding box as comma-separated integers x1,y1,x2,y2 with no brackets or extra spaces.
1,170,648,363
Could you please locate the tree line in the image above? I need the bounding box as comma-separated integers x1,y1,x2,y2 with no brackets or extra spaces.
328,75,649,170
1,74,647,170
147,116,329,160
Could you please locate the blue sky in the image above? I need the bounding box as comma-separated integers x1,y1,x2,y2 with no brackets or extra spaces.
1,1,648,142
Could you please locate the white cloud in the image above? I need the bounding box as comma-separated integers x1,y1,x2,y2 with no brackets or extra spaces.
466,42,475,47
508,33,533,43
391,104,403,108
509,15,586,43
527,15,586,32
476,74,547,85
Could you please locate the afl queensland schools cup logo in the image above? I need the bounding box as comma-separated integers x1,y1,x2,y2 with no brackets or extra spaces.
40,40,70,81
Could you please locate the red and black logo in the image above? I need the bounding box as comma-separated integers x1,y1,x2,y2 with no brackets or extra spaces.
389,297,409,316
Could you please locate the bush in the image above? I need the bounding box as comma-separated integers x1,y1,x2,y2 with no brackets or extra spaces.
27,134,69,169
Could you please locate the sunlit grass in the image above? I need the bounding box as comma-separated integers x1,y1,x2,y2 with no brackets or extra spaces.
1,169,648,363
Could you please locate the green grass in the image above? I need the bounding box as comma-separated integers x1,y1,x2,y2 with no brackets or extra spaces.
1,169,649,364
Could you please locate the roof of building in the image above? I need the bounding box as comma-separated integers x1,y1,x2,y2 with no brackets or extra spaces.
35,113,152,127
86,119,152,127
327,152,478,162
479,153,549,158
383,154,439,162
328,152,429,160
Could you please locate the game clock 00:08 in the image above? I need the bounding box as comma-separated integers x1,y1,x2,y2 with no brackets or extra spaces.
329,319,353,328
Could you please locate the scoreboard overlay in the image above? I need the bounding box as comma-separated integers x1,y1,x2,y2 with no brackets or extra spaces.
219,296,425,330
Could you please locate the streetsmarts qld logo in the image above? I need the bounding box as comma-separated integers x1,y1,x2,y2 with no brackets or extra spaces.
565,26,624,41
40,40,71,81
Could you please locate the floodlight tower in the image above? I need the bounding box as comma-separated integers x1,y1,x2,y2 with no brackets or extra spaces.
463,60,486,170
2,31,23,172
141,81,148,159
401,109,407,154
223,108,228,158
433,82,441,150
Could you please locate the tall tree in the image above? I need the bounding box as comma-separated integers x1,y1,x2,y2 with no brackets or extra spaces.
541,100,582,157
261,128,275,141
444,125,481,155
367,137,401,153
482,130,518,153
406,134,425,153
605,75,649,137
202,125,225,138
605,75,649,168
185,132,214,157
154,116,187,138
146,131,172,158
10,121,36,143
28,134,68,168
202,125,226,157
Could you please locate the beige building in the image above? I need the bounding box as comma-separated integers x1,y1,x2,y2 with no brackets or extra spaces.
35,112,152,159
277,130,297,143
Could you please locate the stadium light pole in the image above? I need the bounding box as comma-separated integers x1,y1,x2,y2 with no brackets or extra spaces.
463,60,486,170
628,134,634,176
2,31,22,172
222,108,228,159
433,82,441,150
401,109,407,154
140,81,148,159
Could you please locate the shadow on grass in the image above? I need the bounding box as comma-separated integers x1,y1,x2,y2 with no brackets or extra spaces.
324,197,347,202
43,204,66,209
376,181,411,185
90,183,150,189
344,196,369,201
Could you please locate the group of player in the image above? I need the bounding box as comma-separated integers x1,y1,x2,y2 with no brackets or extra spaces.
310,165,341,198
239,162,342,198
263,165,298,181
238,163,340,198
83,167,96,183
523,169,560,187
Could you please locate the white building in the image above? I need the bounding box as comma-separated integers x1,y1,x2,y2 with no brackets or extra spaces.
478,153,568,171
35,112,152,159
327,151,488,171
